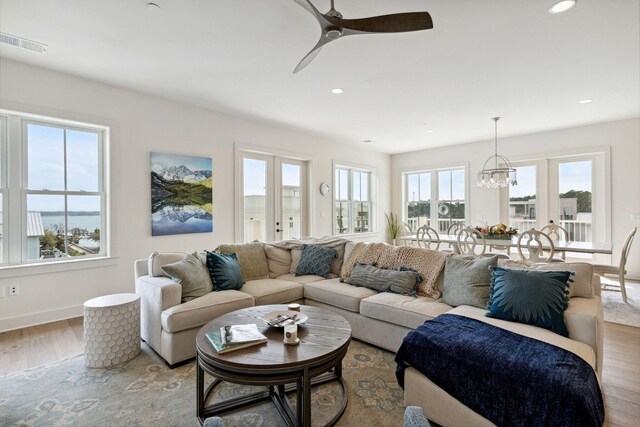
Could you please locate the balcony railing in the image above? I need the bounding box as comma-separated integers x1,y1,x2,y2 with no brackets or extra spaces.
509,218,592,242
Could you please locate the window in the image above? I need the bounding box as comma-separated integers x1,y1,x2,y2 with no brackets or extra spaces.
334,165,373,234
404,166,467,233
0,111,108,266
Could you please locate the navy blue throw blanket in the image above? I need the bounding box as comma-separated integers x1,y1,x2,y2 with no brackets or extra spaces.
395,314,604,427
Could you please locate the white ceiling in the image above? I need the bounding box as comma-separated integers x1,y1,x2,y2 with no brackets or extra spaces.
0,0,638,154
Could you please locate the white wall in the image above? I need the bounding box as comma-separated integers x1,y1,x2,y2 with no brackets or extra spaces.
392,117,640,278
0,60,390,331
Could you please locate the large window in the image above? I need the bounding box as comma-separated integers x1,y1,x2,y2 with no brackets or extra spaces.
0,111,108,266
508,165,537,231
404,167,466,233
334,165,373,234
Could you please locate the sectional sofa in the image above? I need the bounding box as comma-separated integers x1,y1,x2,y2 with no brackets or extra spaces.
134,239,604,427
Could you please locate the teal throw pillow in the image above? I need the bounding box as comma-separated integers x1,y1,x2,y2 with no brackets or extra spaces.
346,263,421,295
161,252,213,302
205,251,245,291
295,244,337,279
486,266,572,337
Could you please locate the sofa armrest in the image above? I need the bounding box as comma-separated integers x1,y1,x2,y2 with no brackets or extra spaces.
135,275,182,354
134,259,148,278
565,295,604,378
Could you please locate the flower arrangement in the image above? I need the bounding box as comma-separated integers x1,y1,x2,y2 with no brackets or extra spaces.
474,223,518,240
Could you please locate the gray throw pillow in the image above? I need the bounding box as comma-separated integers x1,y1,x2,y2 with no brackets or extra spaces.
161,252,213,302
295,244,337,278
346,263,421,296
441,255,498,308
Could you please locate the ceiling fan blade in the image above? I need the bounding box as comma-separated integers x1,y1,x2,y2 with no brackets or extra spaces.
337,12,434,34
293,35,333,74
292,0,332,26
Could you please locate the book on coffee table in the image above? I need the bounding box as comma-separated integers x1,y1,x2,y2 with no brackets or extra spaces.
206,324,267,354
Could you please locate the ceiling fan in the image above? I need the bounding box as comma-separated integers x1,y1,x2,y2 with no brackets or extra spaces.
292,0,433,73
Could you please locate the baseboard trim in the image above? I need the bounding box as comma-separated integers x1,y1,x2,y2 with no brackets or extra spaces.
0,304,83,333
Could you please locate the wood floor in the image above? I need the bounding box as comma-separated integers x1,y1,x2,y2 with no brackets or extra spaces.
1,317,639,426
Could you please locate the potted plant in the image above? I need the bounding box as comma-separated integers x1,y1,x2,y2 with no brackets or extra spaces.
385,213,400,245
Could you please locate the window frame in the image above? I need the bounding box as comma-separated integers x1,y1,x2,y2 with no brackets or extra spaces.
333,162,375,236
403,164,469,233
0,109,110,269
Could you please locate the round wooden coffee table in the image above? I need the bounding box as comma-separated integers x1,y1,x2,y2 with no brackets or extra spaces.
195,304,352,427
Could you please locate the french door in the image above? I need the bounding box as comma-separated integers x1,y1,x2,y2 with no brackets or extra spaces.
501,153,609,259
239,153,307,243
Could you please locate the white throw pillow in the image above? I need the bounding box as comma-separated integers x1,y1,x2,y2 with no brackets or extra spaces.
148,251,187,277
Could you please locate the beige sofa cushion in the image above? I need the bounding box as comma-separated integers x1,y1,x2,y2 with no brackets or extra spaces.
264,244,292,278
304,278,377,312
289,248,302,274
240,278,304,305
360,293,452,329
161,290,254,333
218,242,269,280
276,273,328,284
448,305,596,369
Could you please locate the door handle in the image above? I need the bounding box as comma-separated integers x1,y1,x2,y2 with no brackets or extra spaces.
276,229,281,233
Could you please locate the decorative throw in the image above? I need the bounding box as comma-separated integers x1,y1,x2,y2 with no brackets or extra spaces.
395,314,605,427
161,252,213,302
487,266,572,337
295,244,337,278
341,243,449,299
205,251,245,291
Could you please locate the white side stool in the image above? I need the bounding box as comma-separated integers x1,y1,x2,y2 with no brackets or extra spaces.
83,293,141,368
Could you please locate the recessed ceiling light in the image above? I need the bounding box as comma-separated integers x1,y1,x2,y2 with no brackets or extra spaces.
425,130,435,134
578,98,593,104
331,88,344,94
549,0,576,14
362,139,373,144
147,2,161,11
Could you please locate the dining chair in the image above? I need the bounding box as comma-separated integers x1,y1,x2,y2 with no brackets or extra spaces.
594,227,637,303
516,228,556,263
541,220,570,261
456,226,487,256
401,222,414,246
416,225,441,250
442,222,465,253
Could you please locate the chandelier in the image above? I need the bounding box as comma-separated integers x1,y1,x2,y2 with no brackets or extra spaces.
477,117,517,188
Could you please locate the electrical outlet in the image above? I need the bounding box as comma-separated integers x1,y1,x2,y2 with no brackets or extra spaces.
9,284,18,296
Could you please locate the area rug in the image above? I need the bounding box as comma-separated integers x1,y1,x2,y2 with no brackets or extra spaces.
0,340,405,426
601,278,640,328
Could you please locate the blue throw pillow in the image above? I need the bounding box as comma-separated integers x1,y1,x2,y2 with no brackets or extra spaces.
486,266,572,337
295,244,337,279
205,251,245,291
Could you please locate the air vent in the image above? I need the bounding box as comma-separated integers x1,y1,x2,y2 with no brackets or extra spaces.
0,32,48,53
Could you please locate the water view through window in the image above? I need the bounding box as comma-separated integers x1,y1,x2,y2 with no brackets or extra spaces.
26,123,103,260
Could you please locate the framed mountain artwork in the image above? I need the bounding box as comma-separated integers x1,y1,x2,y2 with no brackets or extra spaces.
150,152,213,236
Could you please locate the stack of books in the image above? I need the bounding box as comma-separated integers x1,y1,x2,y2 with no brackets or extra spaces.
206,324,268,354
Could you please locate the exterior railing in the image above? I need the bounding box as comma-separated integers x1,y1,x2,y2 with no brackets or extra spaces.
509,218,592,242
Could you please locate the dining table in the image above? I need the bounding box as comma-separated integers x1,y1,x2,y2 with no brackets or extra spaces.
398,234,612,256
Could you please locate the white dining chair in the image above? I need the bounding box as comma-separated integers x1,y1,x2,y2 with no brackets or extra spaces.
456,226,487,256
401,222,414,246
442,222,465,253
594,227,637,303
416,225,441,250
541,220,570,261
516,228,556,263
